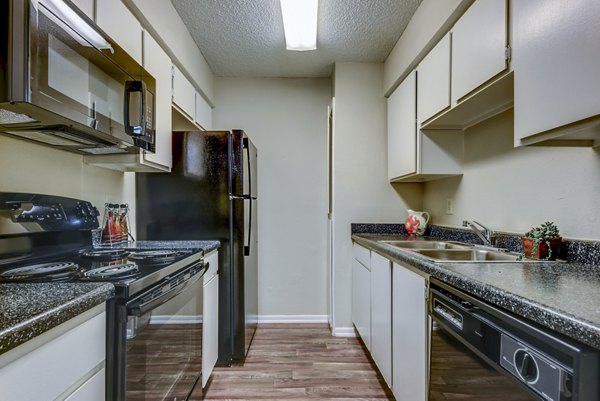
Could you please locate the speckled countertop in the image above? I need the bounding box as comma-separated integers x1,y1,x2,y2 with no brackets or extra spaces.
124,240,220,254
0,283,114,355
353,233,600,350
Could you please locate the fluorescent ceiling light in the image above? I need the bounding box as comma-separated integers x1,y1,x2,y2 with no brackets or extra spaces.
41,0,113,51
280,0,318,51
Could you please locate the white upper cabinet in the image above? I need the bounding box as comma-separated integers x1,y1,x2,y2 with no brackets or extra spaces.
513,0,600,147
417,33,451,124
70,0,94,19
172,66,196,120
388,71,417,180
195,92,212,130
142,31,172,170
451,0,508,105
96,0,142,64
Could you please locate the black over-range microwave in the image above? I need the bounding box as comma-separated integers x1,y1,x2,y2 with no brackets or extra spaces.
0,0,155,155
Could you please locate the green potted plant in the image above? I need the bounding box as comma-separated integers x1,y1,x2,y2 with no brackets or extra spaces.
521,221,562,260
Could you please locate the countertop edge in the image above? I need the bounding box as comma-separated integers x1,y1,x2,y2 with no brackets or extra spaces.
352,234,600,350
0,283,114,356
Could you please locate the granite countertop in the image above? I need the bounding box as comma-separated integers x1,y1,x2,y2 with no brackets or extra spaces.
124,240,221,254
352,233,600,350
0,283,114,355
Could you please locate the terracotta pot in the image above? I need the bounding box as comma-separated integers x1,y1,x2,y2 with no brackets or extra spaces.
521,237,562,260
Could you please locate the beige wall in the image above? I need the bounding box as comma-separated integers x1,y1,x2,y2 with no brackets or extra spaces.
0,136,134,231
213,77,331,317
423,110,600,240
333,63,423,331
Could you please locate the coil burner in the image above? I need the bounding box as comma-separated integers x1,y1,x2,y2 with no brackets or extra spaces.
81,263,139,280
0,262,79,281
127,250,189,264
80,249,130,261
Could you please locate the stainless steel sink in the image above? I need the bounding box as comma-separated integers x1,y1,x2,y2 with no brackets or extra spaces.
381,240,473,250
414,249,522,262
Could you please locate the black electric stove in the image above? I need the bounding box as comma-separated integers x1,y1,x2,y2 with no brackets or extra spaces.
0,192,209,401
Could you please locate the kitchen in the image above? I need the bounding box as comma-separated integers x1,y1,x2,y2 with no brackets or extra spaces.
0,0,599,400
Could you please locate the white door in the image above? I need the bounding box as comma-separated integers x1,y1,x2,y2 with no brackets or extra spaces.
451,0,508,105
387,71,417,180
370,252,392,387
352,258,371,349
326,102,334,328
392,263,428,401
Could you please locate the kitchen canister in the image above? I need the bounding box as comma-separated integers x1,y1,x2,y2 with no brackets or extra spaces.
101,203,133,246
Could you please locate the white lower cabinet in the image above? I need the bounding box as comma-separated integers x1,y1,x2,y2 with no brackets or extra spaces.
370,252,392,387
202,251,219,388
0,305,106,401
352,248,371,350
392,263,428,401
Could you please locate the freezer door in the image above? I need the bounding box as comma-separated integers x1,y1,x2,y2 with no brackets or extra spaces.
242,136,258,199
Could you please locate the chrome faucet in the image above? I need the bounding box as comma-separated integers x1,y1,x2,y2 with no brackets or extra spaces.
462,220,494,246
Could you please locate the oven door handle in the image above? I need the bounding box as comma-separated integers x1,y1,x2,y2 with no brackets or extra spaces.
127,262,208,317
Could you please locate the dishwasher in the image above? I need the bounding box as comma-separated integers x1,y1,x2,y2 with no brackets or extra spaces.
428,278,599,401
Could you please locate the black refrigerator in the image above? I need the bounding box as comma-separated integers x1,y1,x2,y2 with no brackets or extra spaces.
136,129,258,365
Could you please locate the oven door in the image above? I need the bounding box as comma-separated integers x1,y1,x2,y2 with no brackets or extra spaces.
124,269,205,401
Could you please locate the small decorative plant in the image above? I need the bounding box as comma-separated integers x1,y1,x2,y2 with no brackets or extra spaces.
521,221,562,260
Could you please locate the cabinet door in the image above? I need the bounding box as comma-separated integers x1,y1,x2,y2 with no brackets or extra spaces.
202,273,219,387
195,92,213,130
417,34,451,124
387,71,417,180
71,0,94,19
173,66,196,120
96,0,142,64
370,252,392,388
451,0,507,104
513,0,600,143
352,258,371,350
392,264,427,401
64,368,105,401
142,31,172,169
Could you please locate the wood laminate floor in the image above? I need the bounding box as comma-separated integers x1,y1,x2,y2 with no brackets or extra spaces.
196,323,395,400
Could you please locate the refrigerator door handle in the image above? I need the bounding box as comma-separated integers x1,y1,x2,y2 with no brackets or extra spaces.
243,137,252,198
244,199,252,256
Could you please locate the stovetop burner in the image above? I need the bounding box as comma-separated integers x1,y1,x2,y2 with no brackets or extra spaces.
80,249,130,260
128,250,188,264
0,262,79,281
81,263,139,280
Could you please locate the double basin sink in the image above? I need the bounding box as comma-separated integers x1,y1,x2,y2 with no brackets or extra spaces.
381,240,525,263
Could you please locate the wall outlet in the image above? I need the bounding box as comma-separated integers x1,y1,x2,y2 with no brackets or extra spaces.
446,198,454,215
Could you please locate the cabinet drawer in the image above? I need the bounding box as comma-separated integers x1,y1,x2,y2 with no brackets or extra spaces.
0,310,106,401
64,367,105,401
352,243,370,269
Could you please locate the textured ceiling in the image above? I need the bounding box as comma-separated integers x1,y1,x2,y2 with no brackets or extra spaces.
170,0,422,77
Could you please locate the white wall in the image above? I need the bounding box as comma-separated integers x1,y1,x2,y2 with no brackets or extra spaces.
424,110,600,240
213,77,331,317
332,63,423,331
0,136,134,228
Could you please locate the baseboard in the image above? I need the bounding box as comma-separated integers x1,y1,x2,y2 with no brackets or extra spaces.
150,315,203,324
257,315,329,323
331,326,357,337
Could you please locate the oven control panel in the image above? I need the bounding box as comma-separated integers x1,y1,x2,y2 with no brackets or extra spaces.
10,202,66,223
0,193,100,234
